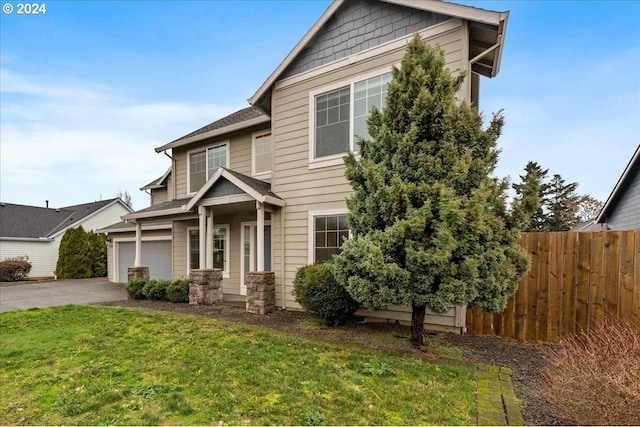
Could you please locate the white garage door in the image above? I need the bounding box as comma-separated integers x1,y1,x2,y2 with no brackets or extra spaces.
118,241,172,283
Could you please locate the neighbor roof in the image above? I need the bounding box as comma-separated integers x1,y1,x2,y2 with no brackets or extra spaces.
0,198,132,240
249,0,509,111
596,144,640,224
154,107,269,152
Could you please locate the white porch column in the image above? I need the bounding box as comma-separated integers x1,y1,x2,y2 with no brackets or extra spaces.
257,201,265,271
134,221,142,267
198,205,206,269
206,207,214,269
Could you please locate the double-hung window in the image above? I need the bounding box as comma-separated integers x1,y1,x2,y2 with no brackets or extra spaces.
189,143,228,193
252,131,272,176
311,70,392,166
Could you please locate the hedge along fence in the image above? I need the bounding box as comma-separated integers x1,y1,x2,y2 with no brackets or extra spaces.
467,230,640,342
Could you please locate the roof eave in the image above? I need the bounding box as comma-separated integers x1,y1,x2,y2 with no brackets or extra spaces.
249,0,509,108
596,144,640,223
155,115,271,153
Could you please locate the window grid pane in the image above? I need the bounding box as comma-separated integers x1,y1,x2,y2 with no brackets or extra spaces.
190,151,206,193
213,227,226,270
314,214,349,263
189,230,199,270
315,87,350,158
207,145,227,178
254,133,272,174
353,71,392,149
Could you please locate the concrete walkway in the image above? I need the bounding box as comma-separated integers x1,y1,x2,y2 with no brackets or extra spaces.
0,278,127,312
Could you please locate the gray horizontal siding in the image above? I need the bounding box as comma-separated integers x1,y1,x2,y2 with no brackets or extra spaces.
606,163,640,230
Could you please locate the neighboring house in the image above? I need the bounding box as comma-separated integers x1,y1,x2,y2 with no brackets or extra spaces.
595,144,640,230
101,0,509,331
0,198,133,278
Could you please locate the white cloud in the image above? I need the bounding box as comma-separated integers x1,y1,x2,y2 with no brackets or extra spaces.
0,69,242,210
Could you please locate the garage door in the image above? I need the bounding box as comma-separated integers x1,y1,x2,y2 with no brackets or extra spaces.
117,241,172,283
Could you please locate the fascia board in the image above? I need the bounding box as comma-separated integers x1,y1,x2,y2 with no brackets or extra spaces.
155,116,270,153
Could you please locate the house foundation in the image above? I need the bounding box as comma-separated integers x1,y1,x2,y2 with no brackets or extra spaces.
189,269,223,305
127,266,149,282
246,271,275,314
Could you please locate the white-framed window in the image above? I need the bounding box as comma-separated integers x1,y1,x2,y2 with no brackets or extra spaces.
188,142,229,193
309,70,392,168
252,131,272,177
187,224,230,278
308,209,350,264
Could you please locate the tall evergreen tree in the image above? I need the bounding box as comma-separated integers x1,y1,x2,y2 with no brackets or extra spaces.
332,35,531,346
512,161,549,231
55,226,92,279
547,174,579,231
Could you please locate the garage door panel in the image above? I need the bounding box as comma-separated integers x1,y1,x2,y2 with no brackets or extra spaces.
117,241,172,283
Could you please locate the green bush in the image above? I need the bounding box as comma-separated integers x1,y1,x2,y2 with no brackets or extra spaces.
55,227,107,279
166,279,189,303
125,278,147,300
143,280,167,301
293,262,360,326
126,278,190,303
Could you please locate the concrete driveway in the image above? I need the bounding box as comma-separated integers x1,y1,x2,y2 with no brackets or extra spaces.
0,278,127,312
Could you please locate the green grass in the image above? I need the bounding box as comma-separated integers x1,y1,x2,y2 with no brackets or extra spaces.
0,305,475,425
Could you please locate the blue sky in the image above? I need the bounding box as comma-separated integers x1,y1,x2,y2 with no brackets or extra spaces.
1,0,639,211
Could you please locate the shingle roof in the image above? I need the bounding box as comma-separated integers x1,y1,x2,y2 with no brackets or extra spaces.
155,107,269,152
0,199,124,239
223,168,283,200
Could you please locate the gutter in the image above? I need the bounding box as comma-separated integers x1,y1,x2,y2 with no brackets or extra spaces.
0,236,54,242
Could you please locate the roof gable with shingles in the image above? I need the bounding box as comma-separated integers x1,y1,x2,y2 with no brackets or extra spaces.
155,107,269,152
0,198,129,239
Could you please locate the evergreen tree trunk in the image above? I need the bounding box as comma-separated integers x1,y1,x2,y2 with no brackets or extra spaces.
411,304,426,346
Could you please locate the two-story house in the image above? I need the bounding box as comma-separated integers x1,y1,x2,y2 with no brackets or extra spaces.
101,0,509,331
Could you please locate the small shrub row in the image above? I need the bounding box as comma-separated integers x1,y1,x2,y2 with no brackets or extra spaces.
0,256,33,282
126,278,190,303
293,261,360,326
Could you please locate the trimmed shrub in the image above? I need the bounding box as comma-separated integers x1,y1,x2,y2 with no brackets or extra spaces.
293,261,360,326
125,278,147,300
143,279,168,301
166,279,189,303
55,227,107,279
0,256,32,282
126,278,189,303
542,318,640,425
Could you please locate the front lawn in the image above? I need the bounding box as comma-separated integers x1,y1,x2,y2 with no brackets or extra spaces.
0,305,475,425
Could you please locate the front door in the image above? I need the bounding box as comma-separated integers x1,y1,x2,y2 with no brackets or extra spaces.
240,222,271,295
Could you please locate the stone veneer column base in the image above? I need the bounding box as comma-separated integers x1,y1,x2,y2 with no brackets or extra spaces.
127,266,149,282
189,269,223,305
246,271,275,315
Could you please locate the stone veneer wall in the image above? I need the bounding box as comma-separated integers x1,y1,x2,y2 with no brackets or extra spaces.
127,266,149,282
246,271,275,315
189,269,223,305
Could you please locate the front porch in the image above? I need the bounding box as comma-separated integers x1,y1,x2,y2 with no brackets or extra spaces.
124,167,286,314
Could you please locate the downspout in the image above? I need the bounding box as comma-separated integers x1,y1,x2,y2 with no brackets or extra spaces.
163,150,176,200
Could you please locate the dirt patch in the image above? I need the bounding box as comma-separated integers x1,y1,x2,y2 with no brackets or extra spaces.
98,299,568,425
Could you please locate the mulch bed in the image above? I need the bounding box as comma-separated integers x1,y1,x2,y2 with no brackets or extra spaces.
98,299,570,425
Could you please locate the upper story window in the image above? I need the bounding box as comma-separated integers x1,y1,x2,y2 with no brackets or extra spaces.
252,131,272,176
189,142,228,193
310,70,392,168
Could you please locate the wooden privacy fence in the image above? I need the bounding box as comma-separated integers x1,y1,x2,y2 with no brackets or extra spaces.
466,230,640,342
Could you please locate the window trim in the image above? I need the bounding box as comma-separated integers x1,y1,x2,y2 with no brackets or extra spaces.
187,141,230,195
187,224,230,278
251,130,272,178
308,67,393,170
308,209,350,264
